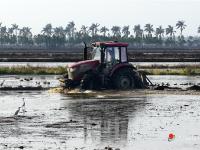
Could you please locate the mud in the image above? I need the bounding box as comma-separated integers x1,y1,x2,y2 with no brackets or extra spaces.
0,75,200,150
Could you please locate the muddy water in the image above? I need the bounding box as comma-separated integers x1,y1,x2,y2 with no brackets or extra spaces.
0,75,200,150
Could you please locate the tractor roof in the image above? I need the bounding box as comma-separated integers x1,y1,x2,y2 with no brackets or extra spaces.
93,41,128,47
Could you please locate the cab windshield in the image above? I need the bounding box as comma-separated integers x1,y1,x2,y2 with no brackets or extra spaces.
92,47,101,60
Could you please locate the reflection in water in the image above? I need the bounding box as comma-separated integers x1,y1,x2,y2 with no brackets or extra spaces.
63,97,147,146
1,88,200,149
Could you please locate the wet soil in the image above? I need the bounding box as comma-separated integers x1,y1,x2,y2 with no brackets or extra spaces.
0,75,200,150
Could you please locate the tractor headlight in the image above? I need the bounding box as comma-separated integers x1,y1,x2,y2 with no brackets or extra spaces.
71,66,80,72
68,66,80,80
70,67,75,72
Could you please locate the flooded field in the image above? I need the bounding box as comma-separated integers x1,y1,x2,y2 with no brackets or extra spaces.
0,75,200,150
0,62,200,67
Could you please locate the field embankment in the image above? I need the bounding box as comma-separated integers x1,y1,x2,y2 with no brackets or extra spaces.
0,66,66,75
0,49,200,62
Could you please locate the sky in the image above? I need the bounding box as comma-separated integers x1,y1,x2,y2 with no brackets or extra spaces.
0,0,199,36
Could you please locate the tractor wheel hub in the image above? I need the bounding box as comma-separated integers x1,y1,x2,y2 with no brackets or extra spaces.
120,77,131,89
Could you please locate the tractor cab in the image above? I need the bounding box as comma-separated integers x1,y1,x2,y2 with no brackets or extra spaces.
90,41,129,75
91,41,128,64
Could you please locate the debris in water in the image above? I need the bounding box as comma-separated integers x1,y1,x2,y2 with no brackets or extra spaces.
91,123,97,126
48,87,64,93
105,146,113,150
186,85,200,91
18,145,24,149
36,81,40,85
154,86,181,90
43,81,50,85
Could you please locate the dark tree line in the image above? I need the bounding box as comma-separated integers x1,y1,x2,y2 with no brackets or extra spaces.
0,20,200,49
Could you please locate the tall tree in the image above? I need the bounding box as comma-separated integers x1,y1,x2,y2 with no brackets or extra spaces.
89,23,100,37
11,24,19,44
53,26,65,37
18,27,32,44
111,26,121,37
65,21,76,39
53,26,66,47
7,27,15,44
122,26,130,38
176,20,186,37
42,23,53,36
144,24,154,38
133,25,143,38
0,26,8,44
166,25,176,39
80,25,88,37
198,26,200,34
155,26,164,40
100,26,109,37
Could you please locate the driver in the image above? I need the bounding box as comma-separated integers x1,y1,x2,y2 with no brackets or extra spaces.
106,47,116,64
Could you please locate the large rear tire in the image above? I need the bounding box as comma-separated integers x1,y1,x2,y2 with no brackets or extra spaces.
112,68,144,90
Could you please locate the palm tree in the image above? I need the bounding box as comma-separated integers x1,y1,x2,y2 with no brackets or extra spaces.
176,20,186,37
8,27,14,43
11,24,19,36
133,25,143,38
166,25,176,39
19,27,32,44
144,24,154,38
100,26,109,37
89,23,100,37
54,26,65,37
11,24,19,44
0,26,8,44
42,23,52,36
65,21,76,39
53,26,66,47
19,27,32,37
198,26,200,34
8,28,14,36
122,26,130,38
111,26,121,37
80,25,88,37
155,26,164,39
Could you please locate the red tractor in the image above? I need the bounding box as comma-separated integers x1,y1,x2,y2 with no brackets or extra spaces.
60,41,149,90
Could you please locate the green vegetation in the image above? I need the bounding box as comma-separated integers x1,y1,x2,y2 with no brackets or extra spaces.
0,20,200,49
0,66,66,75
144,68,200,75
0,65,200,76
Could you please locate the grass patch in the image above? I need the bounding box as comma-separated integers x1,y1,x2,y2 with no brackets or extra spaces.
144,68,200,75
0,66,66,75
0,65,200,76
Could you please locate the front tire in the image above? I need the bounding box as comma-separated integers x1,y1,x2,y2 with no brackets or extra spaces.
80,72,101,90
80,74,94,90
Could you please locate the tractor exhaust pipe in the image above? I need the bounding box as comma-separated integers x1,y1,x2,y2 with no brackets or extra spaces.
83,42,87,60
